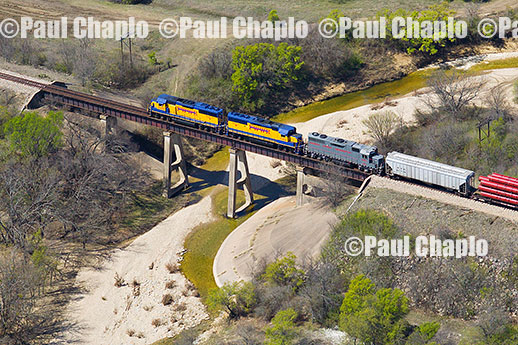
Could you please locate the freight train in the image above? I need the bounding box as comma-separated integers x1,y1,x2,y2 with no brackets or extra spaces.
148,93,517,209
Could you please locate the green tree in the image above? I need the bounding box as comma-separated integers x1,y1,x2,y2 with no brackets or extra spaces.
320,9,348,39
148,51,159,66
339,275,409,345
379,2,457,55
3,111,63,158
418,322,440,341
267,10,280,22
262,252,305,291
207,281,256,319
231,43,304,111
265,308,298,345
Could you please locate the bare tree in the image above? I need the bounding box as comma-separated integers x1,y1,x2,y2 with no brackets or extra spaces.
485,83,512,121
74,38,96,87
235,319,264,345
362,111,402,146
0,250,48,343
0,90,17,109
0,36,16,62
0,159,60,250
54,116,146,248
321,173,354,207
58,40,77,74
426,69,484,118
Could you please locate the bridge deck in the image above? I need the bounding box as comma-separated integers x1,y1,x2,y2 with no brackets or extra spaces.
0,71,369,181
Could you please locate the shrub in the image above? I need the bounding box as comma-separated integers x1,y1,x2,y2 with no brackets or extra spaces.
231,43,304,112
114,272,125,287
207,281,257,319
175,302,187,312
265,309,299,345
165,262,179,274
362,111,402,147
161,293,173,306
514,80,518,104
262,253,305,291
3,111,63,158
165,280,175,289
151,318,163,327
339,275,409,345
418,322,441,340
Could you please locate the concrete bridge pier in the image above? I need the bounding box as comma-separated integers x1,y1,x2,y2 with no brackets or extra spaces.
163,131,189,198
296,166,306,207
227,147,254,218
100,114,117,139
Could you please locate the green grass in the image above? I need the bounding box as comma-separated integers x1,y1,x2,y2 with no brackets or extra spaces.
469,57,518,72
273,69,434,124
202,147,229,172
181,186,258,298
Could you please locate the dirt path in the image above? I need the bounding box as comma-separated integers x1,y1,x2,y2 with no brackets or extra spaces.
63,196,214,345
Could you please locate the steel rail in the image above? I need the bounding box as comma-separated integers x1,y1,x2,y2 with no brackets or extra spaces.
0,72,369,181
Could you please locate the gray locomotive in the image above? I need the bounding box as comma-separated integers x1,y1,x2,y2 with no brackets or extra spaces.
306,132,385,173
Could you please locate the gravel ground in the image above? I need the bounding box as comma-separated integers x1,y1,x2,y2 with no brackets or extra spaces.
369,175,518,224
353,181,518,259
63,197,214,345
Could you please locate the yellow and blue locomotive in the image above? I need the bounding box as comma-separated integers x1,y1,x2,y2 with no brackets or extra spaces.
227,112,304,153
148,94,225,130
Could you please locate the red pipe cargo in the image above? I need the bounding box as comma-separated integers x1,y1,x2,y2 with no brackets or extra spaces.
491,173,518,183
478,185,518,201
487,175,518,189
480,192,518,206
479,176,518,194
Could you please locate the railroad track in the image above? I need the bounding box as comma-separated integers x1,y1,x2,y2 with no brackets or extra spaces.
0,71,369,181
2,71,517,219
375,176,518,221
0,71,148,116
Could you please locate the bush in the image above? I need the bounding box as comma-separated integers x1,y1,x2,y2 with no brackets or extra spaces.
419,121,471,164
362,111,402,147
3,111,63,158
231,43,304,112
161,293,173,305
265,309,299,345
165,262,179,274
339,275,409,345
514,80,518,104
261,252,305,292
95,57,152,89
207,281,257,319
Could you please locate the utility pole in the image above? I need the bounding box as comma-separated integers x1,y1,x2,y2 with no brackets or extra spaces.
119,32,134,68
